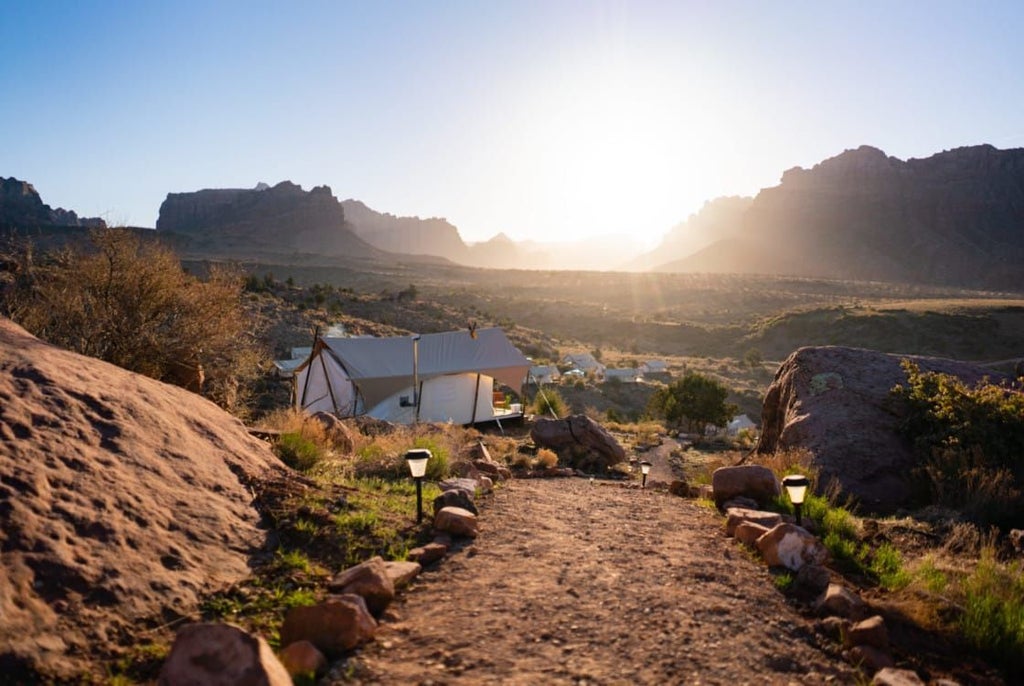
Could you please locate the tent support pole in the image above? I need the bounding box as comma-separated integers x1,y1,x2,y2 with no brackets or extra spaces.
299,347,317,411
415,380,423,423
470,373,481,424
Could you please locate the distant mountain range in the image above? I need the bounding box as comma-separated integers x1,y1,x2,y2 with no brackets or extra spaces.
0,177,106,230
4,143,1023,289
648,145,1024,289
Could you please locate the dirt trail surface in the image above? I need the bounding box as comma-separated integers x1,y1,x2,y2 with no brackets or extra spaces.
343,478,857,685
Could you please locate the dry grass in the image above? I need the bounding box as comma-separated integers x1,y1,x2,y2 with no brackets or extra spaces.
535,448,559,469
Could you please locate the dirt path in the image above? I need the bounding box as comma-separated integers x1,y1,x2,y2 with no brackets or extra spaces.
340,478,858,685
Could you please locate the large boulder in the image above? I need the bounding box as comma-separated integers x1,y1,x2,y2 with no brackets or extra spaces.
530,415,626,472
712,465,780,508
756,346,1008,513
158,623,291,686
0,318,291,680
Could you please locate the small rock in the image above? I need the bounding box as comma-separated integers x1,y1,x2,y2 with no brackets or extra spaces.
844,615,889,651
159,622,291,685
871,667,926,686
725,507,783,537
755,523,829,571
434,506,479,538
327,556,395,617
846,644,894,672
279,594,377,657
815,583,869,620
438,478,480,496
383,560,422,590
478,475,494,494
734,522,771,546
278,640,327,679
408,542,447,565
794,563,831,599
433,489,477,515
722,496,759,510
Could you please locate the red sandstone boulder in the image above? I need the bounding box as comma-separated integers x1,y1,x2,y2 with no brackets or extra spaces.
756,346,1007,513
530,415,626,472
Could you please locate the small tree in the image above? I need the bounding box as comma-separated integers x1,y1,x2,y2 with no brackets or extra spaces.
646,372,737,433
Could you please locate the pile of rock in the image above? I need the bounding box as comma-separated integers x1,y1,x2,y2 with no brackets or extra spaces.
159,461,494,682
713,465,943,685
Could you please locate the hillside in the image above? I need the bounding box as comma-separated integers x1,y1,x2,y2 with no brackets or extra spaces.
656,145,1024,290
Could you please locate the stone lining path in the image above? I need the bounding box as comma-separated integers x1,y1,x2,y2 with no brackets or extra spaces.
339,478,857,685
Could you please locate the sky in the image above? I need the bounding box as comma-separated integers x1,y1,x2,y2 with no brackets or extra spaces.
2,1,1023,247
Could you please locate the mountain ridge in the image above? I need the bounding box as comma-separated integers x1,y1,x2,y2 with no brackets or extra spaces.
654,144,1024,290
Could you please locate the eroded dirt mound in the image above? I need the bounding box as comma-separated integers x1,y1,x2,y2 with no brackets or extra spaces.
0,317,291,679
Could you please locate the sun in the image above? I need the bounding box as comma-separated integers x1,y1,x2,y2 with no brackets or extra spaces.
509,68,717,246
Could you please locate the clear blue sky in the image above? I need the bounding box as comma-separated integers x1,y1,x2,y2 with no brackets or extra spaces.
2,1,1022,245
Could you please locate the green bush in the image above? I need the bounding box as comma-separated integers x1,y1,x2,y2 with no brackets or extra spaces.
530,388,570,418
411,436,450,481
276,432,323,471
960,551,1024,670
646,372,737,432
892,360,1024,527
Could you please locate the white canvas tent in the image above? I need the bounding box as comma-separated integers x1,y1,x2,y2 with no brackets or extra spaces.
294,328,530,425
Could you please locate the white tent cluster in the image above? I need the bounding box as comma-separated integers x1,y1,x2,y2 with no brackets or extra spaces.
294,328,530,425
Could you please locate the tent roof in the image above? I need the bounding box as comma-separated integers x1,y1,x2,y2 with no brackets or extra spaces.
314,328,530,404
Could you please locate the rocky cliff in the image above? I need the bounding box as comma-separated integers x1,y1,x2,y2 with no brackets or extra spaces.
0,177,106,229
156,181,383,259
656,145,1024,290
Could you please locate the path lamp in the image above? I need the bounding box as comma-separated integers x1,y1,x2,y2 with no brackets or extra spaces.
782,475,810,527
405,449,431,523
640,460,652,489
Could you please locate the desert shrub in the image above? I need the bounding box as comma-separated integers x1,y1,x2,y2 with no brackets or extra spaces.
535,448,559,469
0,229,263,414
511,452,533,470
530,387,570,418
892,360,1024,527
275,432,323,471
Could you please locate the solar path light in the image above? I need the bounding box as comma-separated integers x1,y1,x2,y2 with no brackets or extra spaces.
640,460,652,489
782,474,810,527
405,449,431,523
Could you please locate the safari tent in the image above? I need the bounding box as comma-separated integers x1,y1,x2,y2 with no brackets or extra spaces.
294,328,530,425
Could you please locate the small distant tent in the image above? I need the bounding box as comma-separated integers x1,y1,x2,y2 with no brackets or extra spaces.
727,414,757,435
294,328,530,425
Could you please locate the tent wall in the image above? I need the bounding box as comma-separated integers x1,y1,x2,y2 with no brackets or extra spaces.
366,373,495,425
295,350,359,415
